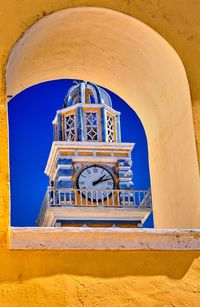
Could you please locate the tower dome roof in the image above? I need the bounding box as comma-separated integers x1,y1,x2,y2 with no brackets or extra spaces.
63,80,112,108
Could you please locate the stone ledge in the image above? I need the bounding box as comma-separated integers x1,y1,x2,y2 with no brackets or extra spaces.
10,227,200,250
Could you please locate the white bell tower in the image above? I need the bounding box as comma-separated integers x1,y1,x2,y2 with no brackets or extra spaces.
37,80,152,227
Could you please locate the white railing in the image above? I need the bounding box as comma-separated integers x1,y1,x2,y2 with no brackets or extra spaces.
46,188,152,209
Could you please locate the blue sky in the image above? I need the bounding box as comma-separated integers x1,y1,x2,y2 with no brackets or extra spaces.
8,79,153,227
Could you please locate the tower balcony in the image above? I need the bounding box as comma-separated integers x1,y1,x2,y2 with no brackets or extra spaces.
37,188,152,227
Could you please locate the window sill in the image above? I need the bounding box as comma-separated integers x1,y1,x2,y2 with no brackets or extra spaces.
10,227,200,250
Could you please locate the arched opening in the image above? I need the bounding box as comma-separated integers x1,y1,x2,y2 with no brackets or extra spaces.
9,79,153,227
6,7,200,228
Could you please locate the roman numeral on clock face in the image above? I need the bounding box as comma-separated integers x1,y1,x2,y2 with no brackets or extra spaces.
77,165,115,200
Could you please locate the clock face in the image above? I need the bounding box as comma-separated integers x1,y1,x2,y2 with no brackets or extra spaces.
77,165,115,201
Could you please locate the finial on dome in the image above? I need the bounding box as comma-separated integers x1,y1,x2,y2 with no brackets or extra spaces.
73,80,79,85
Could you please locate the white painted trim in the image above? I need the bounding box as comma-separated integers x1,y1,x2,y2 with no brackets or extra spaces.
50,165,73,181
45,141,134,175
57,176,72,182
52,141,134,149
39,206,151,227
56,103,121,116
10,228,200,250
57,165,72,170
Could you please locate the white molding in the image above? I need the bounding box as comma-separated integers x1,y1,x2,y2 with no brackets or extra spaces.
45,141,135,176
10,228,200,250
39,206,152,227
52,141,134,149
56,103,121,116
57,165,72,170
57,176,72,182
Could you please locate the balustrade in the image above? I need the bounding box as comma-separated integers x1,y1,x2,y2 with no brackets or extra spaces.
46,188,152,208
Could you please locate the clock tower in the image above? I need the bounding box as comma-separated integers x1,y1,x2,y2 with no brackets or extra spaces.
37,80,152,227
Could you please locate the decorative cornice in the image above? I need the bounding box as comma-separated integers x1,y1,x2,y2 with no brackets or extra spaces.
45,141,135,175
56,103,121,117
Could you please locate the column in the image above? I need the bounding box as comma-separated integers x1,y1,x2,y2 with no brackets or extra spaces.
77,107,84,141
101,108,107,142
57,113,62,141
116,115,121,142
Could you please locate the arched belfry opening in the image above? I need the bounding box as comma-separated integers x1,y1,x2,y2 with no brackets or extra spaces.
6,7,200,228
8,79,152,227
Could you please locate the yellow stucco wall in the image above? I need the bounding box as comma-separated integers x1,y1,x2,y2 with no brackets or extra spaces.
0,1,200,305
0,249,199,306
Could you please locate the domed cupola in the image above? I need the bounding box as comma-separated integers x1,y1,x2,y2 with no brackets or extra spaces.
53,80,121,143
63,80,112,108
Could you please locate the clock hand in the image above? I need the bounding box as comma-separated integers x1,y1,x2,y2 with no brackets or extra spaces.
92,174,106,186
93,177,112,186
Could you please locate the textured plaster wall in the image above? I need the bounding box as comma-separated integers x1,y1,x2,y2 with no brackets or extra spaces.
5,7,200,229
0,250,199,306
0,1,200,306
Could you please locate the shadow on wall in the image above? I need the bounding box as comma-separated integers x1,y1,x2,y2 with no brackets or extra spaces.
0,250,199,281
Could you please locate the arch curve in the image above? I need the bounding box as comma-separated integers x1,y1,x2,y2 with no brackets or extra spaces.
6,7,200,228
